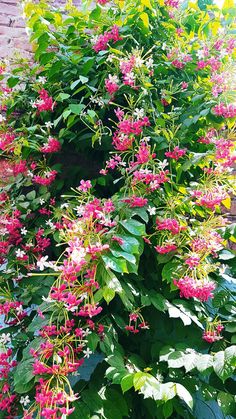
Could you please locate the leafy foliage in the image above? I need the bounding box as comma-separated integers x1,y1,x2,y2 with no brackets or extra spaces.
0,0,235,418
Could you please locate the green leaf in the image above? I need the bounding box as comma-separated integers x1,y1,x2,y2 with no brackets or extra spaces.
57,92,71,101
115,235,141,254
218,250,235,260
102,255,128,273
119,219,146,236
121,374,134,393
176,383,193,409
133,372,151,390
213,346,236,382
163,400,173,418
87,333,100,351
162,261,181,283
217,391,235,415
103,286,116,304
212,290,229,308
14,359,34,393
110,249,136,264
167,351,185,368
150,293,167,312
79,75,89,84
70,79,81,90
7,76,20,88
69,103,85,115
196,354,213,373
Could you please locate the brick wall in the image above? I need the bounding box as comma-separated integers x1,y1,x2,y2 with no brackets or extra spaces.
0,0,81,59
0,0,31,58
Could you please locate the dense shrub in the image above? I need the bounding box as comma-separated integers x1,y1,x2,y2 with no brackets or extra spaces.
0,0,235,417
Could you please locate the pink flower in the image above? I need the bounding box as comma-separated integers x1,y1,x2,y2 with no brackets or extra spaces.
185,255,200,267
33,170,57,186
165,146,187,160
40,137,61,153
212,103,236,118
112,236,124,245
197,60,208,70
174,276,215,301
164,0,179,7
156,218,185,235
172,59,185,69
135,143,156,164
93,25,122,53
78,179,92,192
97,0,110,3
181,82,188,90
196,189,227,210
105,75,119,96
122,196,148,207
176,28,184,36
13,160,27,176
155,243,177,253
33,89,56,112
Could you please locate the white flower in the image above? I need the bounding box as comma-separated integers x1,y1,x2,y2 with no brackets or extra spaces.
219,49,227,58
219,264,227,275
27,171,34,178
16,305,23,315
45,121,53,128
67,393,79,402
83,328,92,337
0,333,11,345
141,88,148,96
83,348,93,358
147,206,156,215
39,198,45,205
37,256,49,271
133,108,145,119
158,159,169,169
108,74,119,83
75,205,85,216
15,249,26,258
61,203,69,209
91,35,98,45
38,76,47,84
135,56,144,67
0,114,6,123
142,136,151,142
42,296,54,303
107,54,114,62
70,247,86,264
146,57,154,69
53,353,62,364
21,227,27,235
31,100,37,109
196,49,205,59
46,220,55,229
162,42,167,50
20,396,30,406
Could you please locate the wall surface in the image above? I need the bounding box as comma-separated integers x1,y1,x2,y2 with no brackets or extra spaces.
0,0,31,58
0,0,81,59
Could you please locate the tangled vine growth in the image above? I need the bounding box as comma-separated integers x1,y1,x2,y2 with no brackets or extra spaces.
0,0,236,417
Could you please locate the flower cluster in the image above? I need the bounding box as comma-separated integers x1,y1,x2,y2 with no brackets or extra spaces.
212,103,236,118
125,312,149,334
203,321,224,343
93,25,122,53
32,89,56,113
173,276,216,302
40,137,61,153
